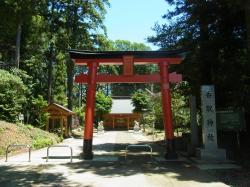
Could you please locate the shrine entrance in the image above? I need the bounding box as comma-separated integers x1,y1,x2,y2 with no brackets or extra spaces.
69,50,185,160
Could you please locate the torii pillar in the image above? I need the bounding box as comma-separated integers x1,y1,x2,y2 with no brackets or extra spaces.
83,62,98,159
159,62,177,159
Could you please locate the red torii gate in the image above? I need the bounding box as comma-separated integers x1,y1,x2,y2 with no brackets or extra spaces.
69,50,185,160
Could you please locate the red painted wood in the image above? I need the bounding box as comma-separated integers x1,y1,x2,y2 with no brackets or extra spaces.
123,56,134,76
84,62,98,140
75,72,182,83
75,57,183,65
159,62,174,140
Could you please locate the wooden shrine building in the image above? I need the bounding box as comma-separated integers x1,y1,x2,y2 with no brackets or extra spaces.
103,97,141,130
103,113,141,130
45,103,75,137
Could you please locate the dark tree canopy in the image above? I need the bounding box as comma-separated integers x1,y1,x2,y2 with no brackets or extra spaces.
148,0,249,110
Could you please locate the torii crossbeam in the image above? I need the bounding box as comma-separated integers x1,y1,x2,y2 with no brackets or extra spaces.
69,49,186,160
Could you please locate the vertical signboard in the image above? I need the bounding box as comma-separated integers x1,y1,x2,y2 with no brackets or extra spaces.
201,85,218,150
196,85,226,160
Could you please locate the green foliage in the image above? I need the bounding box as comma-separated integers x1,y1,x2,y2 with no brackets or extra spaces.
149,95,164,129
0,127,4,134
0,69,28,122
112,40,151,51
10,68,34,120
0,0,110,129
0,0,39,63
53,52,67,105
95,91,112,120
22,15,50,100
10,68,33,88
32,95,49,128
109,40,156,96
73,106,85,126
131,90,151,112
144,82,191,130
32,137,53,149
171,82,191,128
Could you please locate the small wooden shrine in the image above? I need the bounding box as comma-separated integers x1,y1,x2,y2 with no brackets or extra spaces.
45,103,75,137
102,97,141,130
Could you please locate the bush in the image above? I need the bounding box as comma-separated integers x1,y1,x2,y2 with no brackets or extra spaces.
148,81,191,130
150,95,164,129
95,91,112,121
73,106,85,126
171,82,190,129
32,95,49,128
0,69,28,122
32,137,53,149
131,90,150,112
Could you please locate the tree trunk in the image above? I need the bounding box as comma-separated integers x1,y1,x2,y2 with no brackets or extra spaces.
245,0,250,62
48,44,53,104
244,0,250,132
67,59,74,135
198,2,212,85
15,21,22,68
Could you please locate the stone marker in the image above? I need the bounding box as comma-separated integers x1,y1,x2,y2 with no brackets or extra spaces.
196,85,226,160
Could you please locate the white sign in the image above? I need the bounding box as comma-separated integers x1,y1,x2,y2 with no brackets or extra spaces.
19,114,24,121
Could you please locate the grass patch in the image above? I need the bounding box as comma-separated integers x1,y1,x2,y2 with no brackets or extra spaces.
0,149,5,156
0,127,4,133
0,121,61,157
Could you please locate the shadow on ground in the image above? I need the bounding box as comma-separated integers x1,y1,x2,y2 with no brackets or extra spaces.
0,160,226,186
0,165,76,186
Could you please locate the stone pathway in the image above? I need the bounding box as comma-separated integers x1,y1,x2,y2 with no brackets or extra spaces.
0,131,229,187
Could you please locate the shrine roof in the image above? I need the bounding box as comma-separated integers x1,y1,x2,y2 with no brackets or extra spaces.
69,49,186,65
45,103,75,116
111,98,134,114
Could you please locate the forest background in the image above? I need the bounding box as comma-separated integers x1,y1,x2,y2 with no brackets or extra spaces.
0,0,249,136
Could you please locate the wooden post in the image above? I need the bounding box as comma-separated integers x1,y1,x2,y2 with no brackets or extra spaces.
52,119,55,131
159,62,177,159
83,62,98,160
60,117,63,137
65,117,69,137
190,95,198,147
46,120,49,131
127,117,130,130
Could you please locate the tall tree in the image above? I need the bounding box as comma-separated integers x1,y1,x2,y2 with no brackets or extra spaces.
148,0,247,106
0,0,40,68
43,0,110,132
